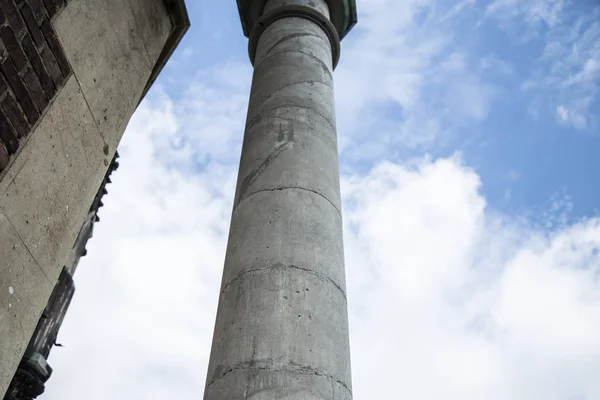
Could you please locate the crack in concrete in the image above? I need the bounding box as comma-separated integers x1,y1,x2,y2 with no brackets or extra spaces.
263,32,324,59
1,207,52,285
236,186,341,218
220,263,347,300
255,49,334,82
235,141,293,205
206,358,352,396
253,80,332,114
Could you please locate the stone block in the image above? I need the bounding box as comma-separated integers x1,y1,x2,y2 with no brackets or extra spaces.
39,45,63,87
41,0,57,18
20,33,55,98
0,76,108,282
0,209,53,397
53,0,154,150
40,19,70,76
52,0,65,13
0,26,27,72
0,111,19,154
1,92,29,138
128,0,173,63
27,0,49,22
0,142,8,170
19,3,45,48
21,65,47,112
0,58,39,123
1,0,26,37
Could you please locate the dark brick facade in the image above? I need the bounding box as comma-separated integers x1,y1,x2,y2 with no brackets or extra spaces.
0,0,70,172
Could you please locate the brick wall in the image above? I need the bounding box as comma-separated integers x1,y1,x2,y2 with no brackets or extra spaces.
0,0,70,172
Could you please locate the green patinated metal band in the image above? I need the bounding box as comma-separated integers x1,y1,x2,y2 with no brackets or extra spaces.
248,5,342,70
236,0,357,41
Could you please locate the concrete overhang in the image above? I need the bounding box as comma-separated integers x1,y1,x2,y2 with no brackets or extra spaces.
236,0,357,40
139,0,191,103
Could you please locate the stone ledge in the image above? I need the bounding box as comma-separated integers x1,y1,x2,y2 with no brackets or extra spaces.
137,0,190,104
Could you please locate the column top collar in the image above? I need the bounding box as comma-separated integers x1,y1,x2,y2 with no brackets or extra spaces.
236,0,357,40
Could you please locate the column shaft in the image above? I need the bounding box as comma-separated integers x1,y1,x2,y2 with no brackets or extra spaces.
204,0,352,398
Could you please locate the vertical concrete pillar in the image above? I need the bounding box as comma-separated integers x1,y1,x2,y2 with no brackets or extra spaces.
204,0,352,398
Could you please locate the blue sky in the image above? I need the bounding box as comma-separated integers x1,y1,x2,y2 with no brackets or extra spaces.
167,0,600,221
44,0,600,399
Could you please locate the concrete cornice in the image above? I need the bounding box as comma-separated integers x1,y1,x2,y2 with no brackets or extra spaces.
236,0,357,40
139,0,191,104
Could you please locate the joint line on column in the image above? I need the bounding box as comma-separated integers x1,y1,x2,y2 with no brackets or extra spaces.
253,80,333,114
235,186,342,218
206,358,352,396
264,32,325,59
248,5,341,69
254,49,334,82
220,263,347,300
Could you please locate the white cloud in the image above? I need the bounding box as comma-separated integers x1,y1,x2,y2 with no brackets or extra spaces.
480,54,514,77
486,0,565,31
38,2,600,400
514,2,600,130
335,0,498,160
43,90,600,398
557,104,587,129
344,157,600,400
161,63,252,167
43,69,243,399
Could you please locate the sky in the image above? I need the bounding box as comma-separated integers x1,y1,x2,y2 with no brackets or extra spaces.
43,0,600,399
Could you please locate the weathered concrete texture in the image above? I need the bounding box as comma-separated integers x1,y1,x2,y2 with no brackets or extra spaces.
0,210,53,396
1,77,107,281
223,190,346,298
128,0,173,64
52,0,171,151
206,369,352,400
205,0,352,398
0,1,177,396
0,0,72,175
0,75,107,396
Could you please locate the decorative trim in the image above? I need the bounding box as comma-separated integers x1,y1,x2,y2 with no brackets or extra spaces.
248,4,341,70
237,0,357,41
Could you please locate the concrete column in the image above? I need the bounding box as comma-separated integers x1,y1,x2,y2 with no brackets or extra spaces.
203,0,352,399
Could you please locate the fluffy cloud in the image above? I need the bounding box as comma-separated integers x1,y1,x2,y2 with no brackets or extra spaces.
486,0,565,29
344,158,600,399
40,1,600,399
44,81,600,399
505,1,600,130
43,69,242,399
335,0,498,160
